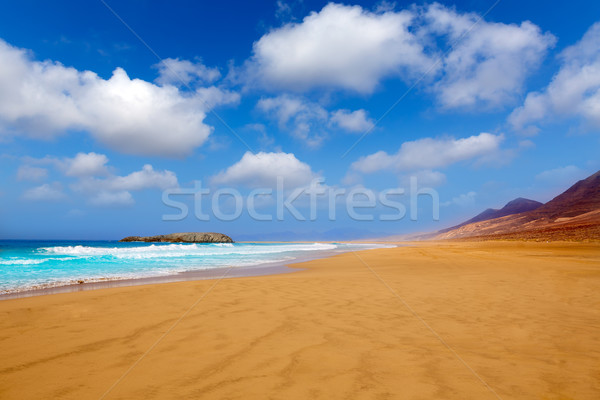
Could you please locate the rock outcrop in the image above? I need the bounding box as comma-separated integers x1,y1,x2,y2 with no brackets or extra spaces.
120,232,233,243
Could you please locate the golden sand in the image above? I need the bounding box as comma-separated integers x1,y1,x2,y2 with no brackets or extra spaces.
1,242,599,399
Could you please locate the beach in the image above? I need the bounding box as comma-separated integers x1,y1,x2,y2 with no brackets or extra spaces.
1,241,599,399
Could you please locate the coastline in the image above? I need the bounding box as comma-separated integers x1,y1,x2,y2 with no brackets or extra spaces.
0,242,395,300
1,241,599,399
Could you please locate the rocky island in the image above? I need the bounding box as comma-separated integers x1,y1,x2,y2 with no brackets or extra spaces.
119,232,234,243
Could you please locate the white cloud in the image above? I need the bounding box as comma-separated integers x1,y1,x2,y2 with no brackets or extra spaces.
73,68,212,157
242,2,552,110
72,164,178,206
154,57,221,86
212,151,319,188
108,164,178,191
22,152,179,206
195,86,241,108
257,95,328,147
16,165,47,181
352,132,503,173
23,182,65,201
245,3,431,93
257,95,374,146
0,39,218,157
329,109,375,133
425,3,555,109
64,152,109,177
20,152,109,178
510,22,600,131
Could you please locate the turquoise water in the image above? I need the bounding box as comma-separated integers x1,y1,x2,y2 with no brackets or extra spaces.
0,240,390,294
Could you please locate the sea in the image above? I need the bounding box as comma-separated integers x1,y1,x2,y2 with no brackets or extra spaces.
0,240,392,294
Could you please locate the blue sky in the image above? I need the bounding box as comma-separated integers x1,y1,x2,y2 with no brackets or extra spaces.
0,0,599,240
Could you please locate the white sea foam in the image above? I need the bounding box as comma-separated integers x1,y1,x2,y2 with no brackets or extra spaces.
1,242,394,295
39,242,339,259
0,255,298,295
0,258,48,266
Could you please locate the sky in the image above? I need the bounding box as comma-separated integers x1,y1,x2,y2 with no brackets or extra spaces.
0,0,599,240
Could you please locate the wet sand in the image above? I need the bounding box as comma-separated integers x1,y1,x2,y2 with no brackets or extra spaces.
1,241,599,399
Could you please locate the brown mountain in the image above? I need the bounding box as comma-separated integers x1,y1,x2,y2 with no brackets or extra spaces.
438,197,543,233
530,170,600,219
435,170,600,241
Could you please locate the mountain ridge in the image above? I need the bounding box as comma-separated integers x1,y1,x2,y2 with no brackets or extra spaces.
434,170,600,241
438,197,543,234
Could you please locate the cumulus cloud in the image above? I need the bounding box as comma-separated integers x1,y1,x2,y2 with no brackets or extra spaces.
195,86,241,108
425,3,556,109
22,182,66,201
509,22,600,131
21,152,178,206
257,95,374,146
245,3,431,93
0,39,220,157
64,152,109,177
257,95,328,147
329,109,375,133
20,152,109,177
107,164,178,191
16,165,48,182
352,132,503,173
241,2,552,110
71,164,178,206
154,58,221,86
212,151,319,188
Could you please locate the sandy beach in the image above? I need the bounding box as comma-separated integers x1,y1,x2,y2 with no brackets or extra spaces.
1,241,599,399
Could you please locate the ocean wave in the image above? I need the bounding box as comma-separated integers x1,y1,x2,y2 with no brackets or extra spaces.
0,258,48,266
38,242,339,259
0,255,298,295
1,242,392,294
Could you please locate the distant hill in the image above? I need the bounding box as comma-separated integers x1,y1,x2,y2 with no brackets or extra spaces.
434,170,600,241
438,197,543,234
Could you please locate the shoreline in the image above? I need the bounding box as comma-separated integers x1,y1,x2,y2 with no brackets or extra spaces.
1,241,599,399
0,243,396,300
